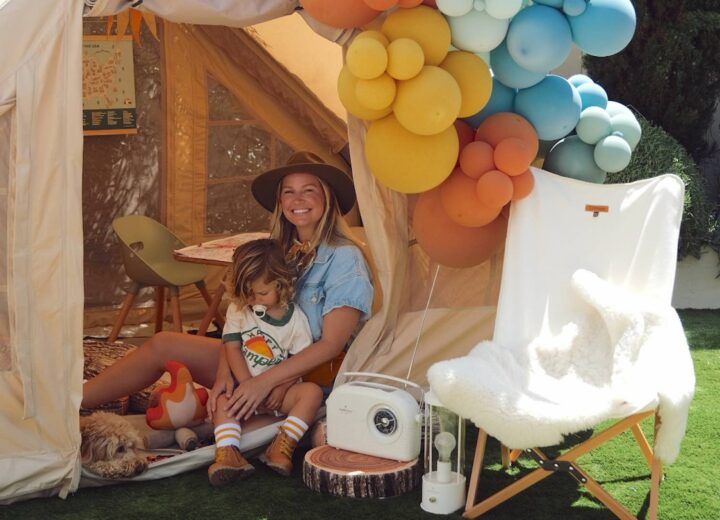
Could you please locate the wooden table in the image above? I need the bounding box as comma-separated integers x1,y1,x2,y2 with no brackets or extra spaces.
173,232,269,336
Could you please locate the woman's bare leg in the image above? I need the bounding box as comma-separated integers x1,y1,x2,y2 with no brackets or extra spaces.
82,331,222,409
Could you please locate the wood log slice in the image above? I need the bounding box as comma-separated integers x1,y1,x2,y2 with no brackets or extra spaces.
303,445,422,498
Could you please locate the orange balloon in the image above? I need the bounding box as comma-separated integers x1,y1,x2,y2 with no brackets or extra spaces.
475,112,539,159
476,170,513,208
300,0,381,28
454,120,475,152
494,137,535,176
459,141,495,179
412,188,508,268
364,0,397,9
510,169,535,200
440,168,502,227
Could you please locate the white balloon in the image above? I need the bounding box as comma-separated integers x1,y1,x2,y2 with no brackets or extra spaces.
485,0,524,19
474,0,486,12
437,0,474,17
448,9,509,53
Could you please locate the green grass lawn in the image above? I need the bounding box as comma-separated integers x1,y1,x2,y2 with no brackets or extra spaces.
1,310,718,520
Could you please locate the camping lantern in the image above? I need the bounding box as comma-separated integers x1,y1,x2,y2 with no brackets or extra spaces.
421,390,466,515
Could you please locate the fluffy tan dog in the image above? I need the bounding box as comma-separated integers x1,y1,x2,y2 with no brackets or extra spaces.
80,412,148,479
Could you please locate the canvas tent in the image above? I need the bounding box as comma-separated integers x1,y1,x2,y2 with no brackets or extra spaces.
0,0,504,502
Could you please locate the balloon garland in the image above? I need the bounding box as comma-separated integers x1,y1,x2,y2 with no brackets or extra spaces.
305,0,640,267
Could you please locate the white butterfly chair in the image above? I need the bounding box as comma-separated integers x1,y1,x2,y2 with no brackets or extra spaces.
428,168,695,519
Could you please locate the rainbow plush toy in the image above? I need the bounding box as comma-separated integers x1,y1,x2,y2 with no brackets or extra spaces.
146,360,209,430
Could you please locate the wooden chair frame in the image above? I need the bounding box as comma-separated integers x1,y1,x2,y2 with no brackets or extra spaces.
464,411,663,519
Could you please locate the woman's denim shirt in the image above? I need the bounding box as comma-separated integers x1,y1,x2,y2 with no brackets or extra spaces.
294,241,373,342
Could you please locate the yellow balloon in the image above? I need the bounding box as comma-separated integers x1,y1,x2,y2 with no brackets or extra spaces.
386,38,424,80
355,73,397,110
393,66,461,136
440,51,493,118
337,65,393,120
365,114,458,193
381,6,450,66
346,37,388,80
354,29,390,48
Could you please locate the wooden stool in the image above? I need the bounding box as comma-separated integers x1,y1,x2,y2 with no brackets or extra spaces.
303,445,421,498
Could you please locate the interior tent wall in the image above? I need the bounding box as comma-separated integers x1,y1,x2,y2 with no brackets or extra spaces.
0,0,85,503
83,16,349,330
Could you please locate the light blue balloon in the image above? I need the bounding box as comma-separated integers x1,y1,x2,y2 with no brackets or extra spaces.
594,135,632,172
533,0,563,7
568,73,593,88
543,135,607,183
563,0,587,16
576,106,612,144
506,5,573,73
464,78,516,127
514,75,582,140
610,112,642,150
448,9,510,53
490,41,546,89
577,82,608,110
568,0,636,57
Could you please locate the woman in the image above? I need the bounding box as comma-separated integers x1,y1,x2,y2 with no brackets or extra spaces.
82,151,373,451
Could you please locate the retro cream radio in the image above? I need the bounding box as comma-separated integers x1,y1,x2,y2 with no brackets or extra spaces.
326,372,424,461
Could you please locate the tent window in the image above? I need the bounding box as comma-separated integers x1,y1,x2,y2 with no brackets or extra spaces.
0,102,14,371
208,76,251,121
204,74,295,235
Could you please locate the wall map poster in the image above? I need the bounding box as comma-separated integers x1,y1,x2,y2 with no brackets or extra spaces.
82,35,137,136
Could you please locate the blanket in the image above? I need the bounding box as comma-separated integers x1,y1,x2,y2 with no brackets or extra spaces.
428,269,695,464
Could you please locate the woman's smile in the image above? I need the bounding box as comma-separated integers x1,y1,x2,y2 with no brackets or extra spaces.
280,173,325,240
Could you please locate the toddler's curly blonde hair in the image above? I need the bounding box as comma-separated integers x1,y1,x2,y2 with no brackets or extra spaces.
229,238,294,308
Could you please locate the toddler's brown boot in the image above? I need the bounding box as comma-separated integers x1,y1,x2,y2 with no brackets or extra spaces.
259,430,297,476
208,445,254,487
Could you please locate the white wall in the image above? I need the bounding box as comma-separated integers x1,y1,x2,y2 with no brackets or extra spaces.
672,248,720,309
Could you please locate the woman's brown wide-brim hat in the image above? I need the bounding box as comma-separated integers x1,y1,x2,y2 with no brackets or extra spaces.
251,151,356,215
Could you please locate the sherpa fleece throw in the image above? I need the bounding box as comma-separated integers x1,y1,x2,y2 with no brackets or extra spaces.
428,169,695,464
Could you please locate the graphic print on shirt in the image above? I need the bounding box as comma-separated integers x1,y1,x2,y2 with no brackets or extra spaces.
240,326,284,370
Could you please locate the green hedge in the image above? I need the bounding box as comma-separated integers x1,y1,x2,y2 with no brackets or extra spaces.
583,1,720,159
608,112,713,259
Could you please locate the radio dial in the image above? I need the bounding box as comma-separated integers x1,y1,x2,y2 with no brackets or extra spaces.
373,408,398,435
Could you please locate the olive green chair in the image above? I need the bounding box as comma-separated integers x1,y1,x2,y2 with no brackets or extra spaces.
108,215,220,341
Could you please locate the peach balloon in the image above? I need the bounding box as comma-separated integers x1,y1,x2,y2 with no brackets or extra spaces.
476,169,513,208
494,137,535,176
363,0,397,9
510,169,535,200
300,0,381,28
412,188,508,268
440,168,502,227
475,112,539,159
454,120,475,152
459,141,495,179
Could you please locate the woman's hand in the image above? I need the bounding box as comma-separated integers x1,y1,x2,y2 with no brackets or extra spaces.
225,376,273,421
207,373,234,421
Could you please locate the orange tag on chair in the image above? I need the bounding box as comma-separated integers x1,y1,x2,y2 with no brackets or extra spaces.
585,204,609,213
